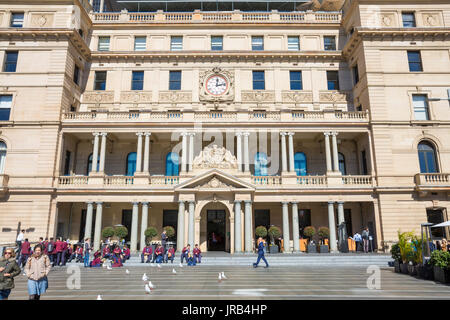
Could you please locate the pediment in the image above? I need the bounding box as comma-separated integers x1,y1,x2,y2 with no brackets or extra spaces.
175,169,254,192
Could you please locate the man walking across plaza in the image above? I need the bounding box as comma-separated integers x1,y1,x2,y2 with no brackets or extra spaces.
253,237,269,268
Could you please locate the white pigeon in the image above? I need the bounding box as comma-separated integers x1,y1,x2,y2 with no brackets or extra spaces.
142,273,148,281
145,283,152,294
221,272,227,280
218,273,222,281
172,268,177,274
97,295,102,300
179,263,183,268
126,269,130,274
157,264,161,269
148,281,155,289
102,262,107,268
107,265,112,270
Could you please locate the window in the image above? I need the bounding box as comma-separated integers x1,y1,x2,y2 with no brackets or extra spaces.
252,71,265,90
98,36,110,51
131,71,144,90
327,71,339,90
94,71,107,90
254,152,268,176
361,150,368,175
126,152,137,176
338,152,346,175
64,151,71,176
352,64,359,85
324,36,336,51
294,152,307,176
10,13,24,28
418,141,438,173
171,36,183,51
87,153,100,175
252,36,264,51
211,36,223,51
134,36,146,51
73,65,80,85
4,51,18,72
0,141,6,174
408,51,422,72
412,94,429,120
165,152,179,176
402,12,416,27
427,209,445,238
169,71,181,90
0,95,12,121
163,210,178,243
290,71,302,90
287,36,300,51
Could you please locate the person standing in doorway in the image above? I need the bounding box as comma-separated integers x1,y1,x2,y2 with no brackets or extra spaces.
362,227,370,253
0,248,21,300
253,237,269,268
24,244,51,300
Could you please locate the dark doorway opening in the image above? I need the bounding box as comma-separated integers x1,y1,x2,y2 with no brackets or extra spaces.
207,210,226,251
121,209,132,242
427,208,446,238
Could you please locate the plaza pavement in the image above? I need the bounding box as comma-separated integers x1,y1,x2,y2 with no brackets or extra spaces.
7,264,450,300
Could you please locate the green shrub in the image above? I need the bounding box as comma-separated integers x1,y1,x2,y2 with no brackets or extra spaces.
163,226,175,239
318,226,330,240
101,226,115,239
397,230,415,263
303,226,316,239
114,226,128,239
144,227,158,241
255,226,268,238
390,243,401,262
268,226,281,239
430,250,450,269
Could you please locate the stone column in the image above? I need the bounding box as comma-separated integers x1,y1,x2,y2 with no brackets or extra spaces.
327,201,338,253
188,201,195,246
288,132,295,173
99,0,105,12
93,202,103,251
98,133,107,173
143,133,151,174
130,202,139,252
140,202,149,250
331,132,339,173
176,201,185,252
181,132,188,173
188,133,195,172
244,200,252,253
324,132,332,173
243,132,250,173
234,201,242,253
280,132,287,172
91,133,99,173
236,132,242,172
291,202,300,252
282,202,290,253
136,132,143,173
337,201,345,225
84,202,94,240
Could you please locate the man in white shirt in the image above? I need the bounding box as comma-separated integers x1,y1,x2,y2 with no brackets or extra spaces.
16,229,25,257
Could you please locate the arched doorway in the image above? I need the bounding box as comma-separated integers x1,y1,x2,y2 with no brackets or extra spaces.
199,202,231,253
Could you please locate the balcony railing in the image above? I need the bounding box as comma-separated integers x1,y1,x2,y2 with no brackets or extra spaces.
342,175,373,186
415,173,450,187
252,176,282,186
91,10,341,24
297,175,327,186
104,176,134,186
58,176,89,186
150,176,180,185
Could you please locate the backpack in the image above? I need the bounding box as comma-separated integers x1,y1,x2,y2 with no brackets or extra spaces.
47,242,54,253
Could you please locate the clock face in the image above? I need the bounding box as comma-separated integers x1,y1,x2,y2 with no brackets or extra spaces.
205,75,228,96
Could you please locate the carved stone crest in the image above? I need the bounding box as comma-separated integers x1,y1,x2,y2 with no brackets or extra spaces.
423,14,437,26
197,176,231,189
159,91,192,104
282,91,313,103
120,91,152,103
199,67,235,103
319,91,349,103
241,90,275,103
83,91,114,104
193,145,238,169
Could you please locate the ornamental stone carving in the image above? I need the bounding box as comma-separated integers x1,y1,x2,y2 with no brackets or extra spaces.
423,14,438,26
83,91,114,104
319,91,349,103
159,91,192,104
241,90,275,103
198,176,232,189
30,13,54,28
282,91,313,103
381,15,392,27
193,145,238,169
120,91,152,103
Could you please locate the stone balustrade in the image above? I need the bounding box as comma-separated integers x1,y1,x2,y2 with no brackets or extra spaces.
252,176,282,186
297,175,328,186
415,173,450,186
58,176,89,186
341,175,373,186
91,10,341,24
150,176,180,185
104,176,134,186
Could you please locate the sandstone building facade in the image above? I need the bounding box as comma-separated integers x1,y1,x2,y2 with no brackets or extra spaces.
0,0,449,253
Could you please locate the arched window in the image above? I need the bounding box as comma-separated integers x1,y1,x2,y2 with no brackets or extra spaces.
338,152,346,175
418,141,438,173
294,152,307,176
0,141,6,174
126,152,137,176
254,152,268,176
165,152,180,176
87,153,99,175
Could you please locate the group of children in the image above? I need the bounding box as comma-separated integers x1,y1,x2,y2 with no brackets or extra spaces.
17,237,73,268
82,238,131,268
141,243,202,266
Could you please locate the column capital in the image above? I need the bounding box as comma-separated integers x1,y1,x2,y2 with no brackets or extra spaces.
291,201,299,205
331,131,338,137
142,202,149,206
337,201,344,205
280,132,287,136
234,200,242,204
281,201,290,205
178,200,185,204
132,202,140,206
144,132,151,137
188,132,196,137
241,132,250,137
92,132,100,137
323,131,331,137
327,201,335,205
235,132,243,137
188,200,196,205
86,201,94,205
244,200,252,204
180,132,190,137
287,132,295,136
136,132,144,136
96,202,103,205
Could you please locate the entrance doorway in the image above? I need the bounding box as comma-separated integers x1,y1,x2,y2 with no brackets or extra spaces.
207,210,226,251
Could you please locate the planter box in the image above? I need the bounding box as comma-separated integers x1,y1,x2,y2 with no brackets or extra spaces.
319,245,329,253
307,244,317,253
433,266,450,284
269,245,279,254
408,264,417,276
400,263,409,274
394,260,401,273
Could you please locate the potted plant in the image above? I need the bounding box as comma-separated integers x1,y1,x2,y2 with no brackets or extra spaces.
101,226,115,240
304,226,317,253
430,250,450,284
397,231,415,274
255,226,268,253
145,226,158,251
411,236,423,277
163,226,175,241
390,243,402,273
317,226,330,253
267,226,281,254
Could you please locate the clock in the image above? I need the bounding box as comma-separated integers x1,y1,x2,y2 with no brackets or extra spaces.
205,74,228,96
